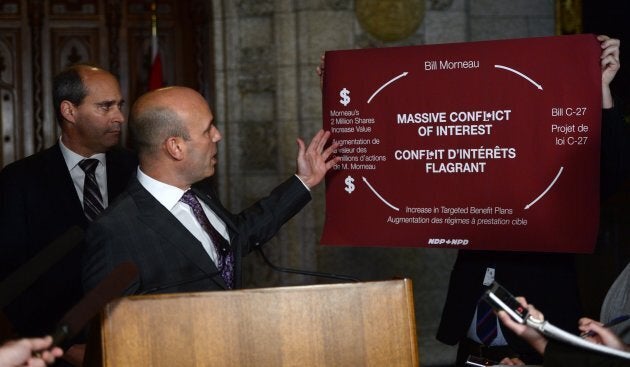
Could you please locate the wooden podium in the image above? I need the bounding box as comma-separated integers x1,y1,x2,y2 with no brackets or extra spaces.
92,279,418,366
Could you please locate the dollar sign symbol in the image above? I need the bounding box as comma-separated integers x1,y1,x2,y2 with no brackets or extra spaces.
344,175,355,194
339,88,350,106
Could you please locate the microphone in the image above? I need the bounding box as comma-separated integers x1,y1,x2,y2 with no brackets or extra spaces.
138,246,360,295
0,226,84,308
138,270,222,295
256,246,361,283
49,261,138,346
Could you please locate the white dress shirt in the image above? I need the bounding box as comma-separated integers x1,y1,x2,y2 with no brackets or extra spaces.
137,168,229,266
59,138,108,207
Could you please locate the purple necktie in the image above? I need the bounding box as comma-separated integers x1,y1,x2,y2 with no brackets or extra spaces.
180,190,234,289
78,159,104,221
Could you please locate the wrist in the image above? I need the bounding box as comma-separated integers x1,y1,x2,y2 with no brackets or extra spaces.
294,174,312,191
602,86,613,109
533,337,548,355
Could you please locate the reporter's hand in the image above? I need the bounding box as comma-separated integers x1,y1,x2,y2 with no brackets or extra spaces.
578,317,630,351
496,297,548,355
0,336,63,367
499,356,526,365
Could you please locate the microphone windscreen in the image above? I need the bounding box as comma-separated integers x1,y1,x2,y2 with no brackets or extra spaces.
52,261,138,345
0,226,84,308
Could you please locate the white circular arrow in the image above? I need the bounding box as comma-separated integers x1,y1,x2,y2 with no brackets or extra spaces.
367,72,409,104
524,167,563,210
494,64,543,90
362,176,399,211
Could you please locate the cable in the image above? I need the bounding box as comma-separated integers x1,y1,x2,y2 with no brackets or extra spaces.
256,246,361,283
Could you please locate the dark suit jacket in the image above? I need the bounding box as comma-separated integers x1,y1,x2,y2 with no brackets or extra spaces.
82,175,311,295
0,143,136,337
436,107,630,362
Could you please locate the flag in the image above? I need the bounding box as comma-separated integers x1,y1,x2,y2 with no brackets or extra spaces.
148,43,163,90
148,3,163,91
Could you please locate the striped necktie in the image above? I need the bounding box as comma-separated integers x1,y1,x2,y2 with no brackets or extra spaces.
476,300,498,345
78,159,104,221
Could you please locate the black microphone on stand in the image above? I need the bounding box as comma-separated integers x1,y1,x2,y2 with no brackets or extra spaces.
138,270,222,295
256,246,361,283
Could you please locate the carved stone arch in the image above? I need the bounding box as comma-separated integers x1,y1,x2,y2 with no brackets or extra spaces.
0,35,18,164
0,39,14,85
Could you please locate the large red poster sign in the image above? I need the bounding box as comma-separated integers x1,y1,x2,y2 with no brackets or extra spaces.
321,34,602,253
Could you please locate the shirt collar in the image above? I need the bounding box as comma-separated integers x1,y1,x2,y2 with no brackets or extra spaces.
137,167,188,211
59,137,106,170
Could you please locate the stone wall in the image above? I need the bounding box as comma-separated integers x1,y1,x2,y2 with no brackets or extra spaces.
210,1,555,365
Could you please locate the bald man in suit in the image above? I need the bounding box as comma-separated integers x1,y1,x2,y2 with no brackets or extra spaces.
82,86,339,295
0,65,136,365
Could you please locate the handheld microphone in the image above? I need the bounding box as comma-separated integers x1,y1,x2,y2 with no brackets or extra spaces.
256,246,361,283
0,226,84,308
50,261,138,346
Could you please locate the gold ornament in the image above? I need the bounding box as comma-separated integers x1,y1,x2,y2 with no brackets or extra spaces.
355,0,425,42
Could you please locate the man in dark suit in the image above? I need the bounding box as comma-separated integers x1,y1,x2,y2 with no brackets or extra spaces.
82,86,339,295
0,65,136,360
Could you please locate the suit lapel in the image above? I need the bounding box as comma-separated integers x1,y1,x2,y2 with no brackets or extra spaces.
128,180,227,288
44,145,87,228
192,187,238,238
105,148,135,199
129,179,227,288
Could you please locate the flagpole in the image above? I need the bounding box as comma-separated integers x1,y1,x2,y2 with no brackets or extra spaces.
151,2,158,61
148,1,163,90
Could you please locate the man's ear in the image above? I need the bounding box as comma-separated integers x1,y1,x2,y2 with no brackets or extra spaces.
164,136,185,160
60,100,77,123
